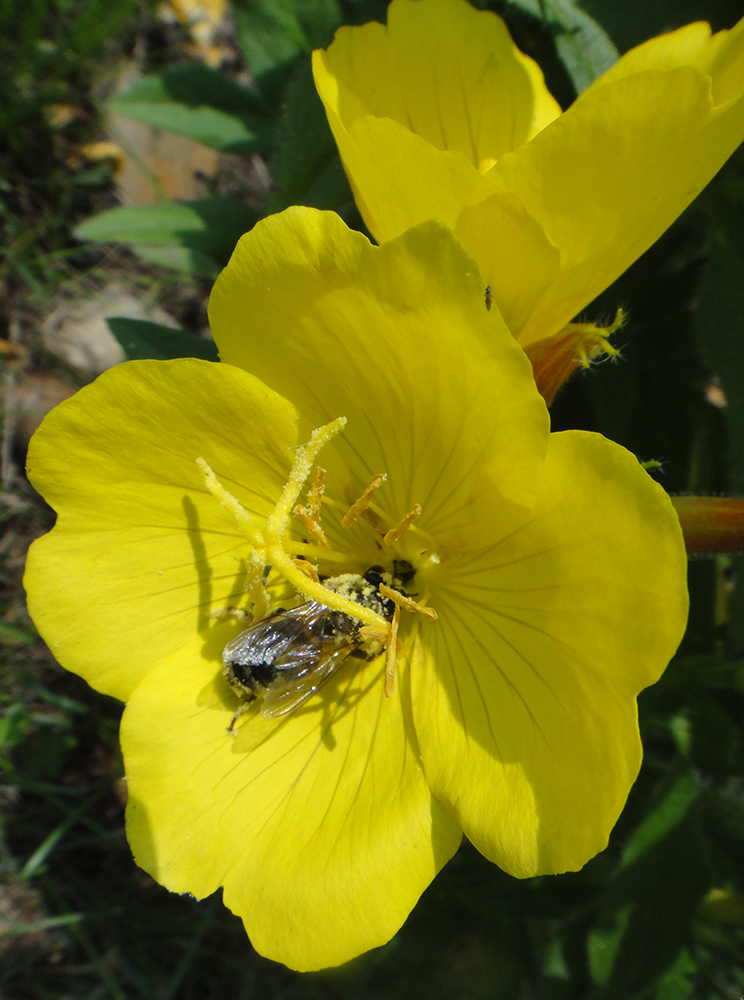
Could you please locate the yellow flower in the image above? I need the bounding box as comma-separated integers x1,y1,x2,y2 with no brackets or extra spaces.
24,208,688,971
313,0,744,396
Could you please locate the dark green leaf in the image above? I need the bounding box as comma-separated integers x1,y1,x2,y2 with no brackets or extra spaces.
109,64,272,154
232,0,341,79
620,771,698,868
75,197,257,276
539,0,619,92
131,245,223,278
106,318,219,362
268,59,354,214
575,0,744,54
590,783,712,1000
502,0,543,19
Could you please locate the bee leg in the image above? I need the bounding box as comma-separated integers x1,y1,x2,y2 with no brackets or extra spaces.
227,696,255,733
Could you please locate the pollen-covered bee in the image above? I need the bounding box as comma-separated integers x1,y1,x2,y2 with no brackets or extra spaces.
223,568,402,719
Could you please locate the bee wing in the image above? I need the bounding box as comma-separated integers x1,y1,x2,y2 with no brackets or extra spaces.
223,601,328,671
260,642,356,718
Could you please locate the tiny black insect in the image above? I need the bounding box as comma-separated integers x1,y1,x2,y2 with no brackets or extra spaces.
484,284,493,311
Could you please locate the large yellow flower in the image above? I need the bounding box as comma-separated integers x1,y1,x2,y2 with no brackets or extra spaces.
313,0,744,391
24,208,688,971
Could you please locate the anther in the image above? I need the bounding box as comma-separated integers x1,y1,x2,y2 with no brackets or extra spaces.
294,466,329,545
342,473,387,528
292,559,320,583
385,605,401,697
378,582,437,620
294,505,329,546
383,504,422,546
306,466,325,520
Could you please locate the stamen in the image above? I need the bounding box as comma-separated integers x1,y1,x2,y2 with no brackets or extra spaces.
383,503,422,546
379,582,438,620
342,473,387,528
294,466,329,545
284,540,357,564
294,505,329,547
261,418,391,632
575,307,625,369
307,466,325,520
359,625,390,644
263,418,347,547
197,457,263,547
385,605,401,697
362,498,437,546
292,559,319,584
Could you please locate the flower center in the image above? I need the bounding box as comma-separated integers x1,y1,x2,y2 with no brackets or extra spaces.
197,417,437,695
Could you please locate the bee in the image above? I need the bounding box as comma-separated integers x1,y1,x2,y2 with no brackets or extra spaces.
223,568,399,720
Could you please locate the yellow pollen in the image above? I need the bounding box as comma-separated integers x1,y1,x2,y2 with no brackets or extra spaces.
385,605,401,698
379,582,438,620
383,503,422,545
341,473,387,528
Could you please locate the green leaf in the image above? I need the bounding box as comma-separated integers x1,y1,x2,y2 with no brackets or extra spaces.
131,245,223,278
539,0,619,92
106,318,219,362
109,64,272,154
503,0,542,18
620,771,698,868
575,0,744,55
268,58,354,213
589,780,711,1000
75,197,257,276
232,0,341,79
654,949,696,1000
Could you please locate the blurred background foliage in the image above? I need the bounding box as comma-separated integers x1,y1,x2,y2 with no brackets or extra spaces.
2,0,744,998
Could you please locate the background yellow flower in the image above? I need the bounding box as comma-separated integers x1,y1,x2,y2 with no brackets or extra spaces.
313,0,744,351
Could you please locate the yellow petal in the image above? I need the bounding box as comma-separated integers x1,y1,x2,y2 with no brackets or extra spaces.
24,359,297,701
314,0,559,164
312,0,560,245
122,627,462,971
311,104,485,243
412,431,688,877
307,110,561,338
210,207,550,549
482,61,744,347
586,17,744,106
454,191,560,336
